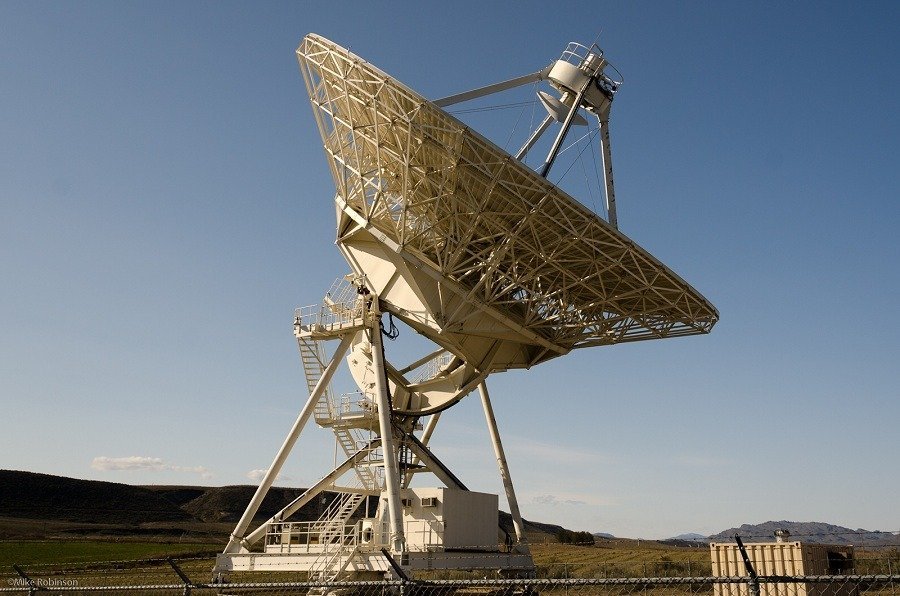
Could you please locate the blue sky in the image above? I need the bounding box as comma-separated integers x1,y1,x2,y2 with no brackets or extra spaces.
1,2,897,539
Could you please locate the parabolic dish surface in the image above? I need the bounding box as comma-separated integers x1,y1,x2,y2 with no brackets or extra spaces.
298,34,718,356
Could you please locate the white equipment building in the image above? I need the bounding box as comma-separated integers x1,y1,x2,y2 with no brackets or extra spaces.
213,33,718,581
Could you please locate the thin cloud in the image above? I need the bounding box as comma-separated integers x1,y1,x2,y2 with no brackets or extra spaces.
91,456,213,480
532,494,587,506
527,489,617,508
246,469,292,483
506,435,610,465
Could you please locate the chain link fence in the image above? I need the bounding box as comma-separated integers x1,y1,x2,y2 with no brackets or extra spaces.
0,575,897,596
0,557,897,596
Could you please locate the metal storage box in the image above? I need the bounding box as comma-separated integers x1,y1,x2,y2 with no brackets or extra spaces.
710,541,855,596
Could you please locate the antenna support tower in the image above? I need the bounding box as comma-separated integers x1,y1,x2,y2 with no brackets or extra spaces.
213,33,718,582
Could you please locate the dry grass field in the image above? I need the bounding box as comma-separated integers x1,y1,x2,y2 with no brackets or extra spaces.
0,537,713,587
0,537,896,592
530,540,712,578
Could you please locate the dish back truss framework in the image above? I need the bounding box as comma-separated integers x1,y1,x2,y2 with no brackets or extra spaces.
213,34,718,581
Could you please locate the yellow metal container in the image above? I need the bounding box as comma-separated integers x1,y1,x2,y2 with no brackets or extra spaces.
709,541,855,596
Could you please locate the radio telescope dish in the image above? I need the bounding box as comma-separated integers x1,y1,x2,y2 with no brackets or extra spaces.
298,34,717,376
214,33,718,582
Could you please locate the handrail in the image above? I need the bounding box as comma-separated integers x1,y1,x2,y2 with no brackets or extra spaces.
410,352,454,384
294,274,370,334
264,518,449,553
558,41,624,87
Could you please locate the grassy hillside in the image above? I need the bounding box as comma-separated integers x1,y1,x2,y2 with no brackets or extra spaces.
0,471,193,524
0,541,220,567
1,471,568,544
0,471,378,541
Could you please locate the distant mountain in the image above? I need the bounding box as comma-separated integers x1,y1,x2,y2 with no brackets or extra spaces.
671,533,709,542
498,511,574,543
709,521,900,547
0,470,352,540
19,471,895,549
1,470,577,542
0,470,194,524
165,485,311,524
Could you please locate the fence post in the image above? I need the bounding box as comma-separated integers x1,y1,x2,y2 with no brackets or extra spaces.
735,535,761,596
12,565,36,596
889,558,895,596
167,557,193,596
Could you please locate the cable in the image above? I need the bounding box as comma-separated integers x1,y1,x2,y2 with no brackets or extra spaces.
557,127,598,157
587,126,608,218
553,127,600,186
579,122,602,216
380,312,400,340
447,100,537,115
503,81,536,152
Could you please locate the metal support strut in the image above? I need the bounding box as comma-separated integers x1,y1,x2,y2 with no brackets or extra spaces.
242,439,382,546
371,312,406,554
598,117,618,228
479,382,529,551
223,333,354,554
516,114,554,161
539,83,591,178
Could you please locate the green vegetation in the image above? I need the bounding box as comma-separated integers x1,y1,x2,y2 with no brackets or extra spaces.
556,529,596,545
0,541,219,567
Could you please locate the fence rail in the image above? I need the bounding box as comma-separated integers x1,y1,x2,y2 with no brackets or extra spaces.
3,549,898,595
0,572,897,595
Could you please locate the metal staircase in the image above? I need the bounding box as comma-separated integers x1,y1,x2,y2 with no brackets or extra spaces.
311,491,365,533
298,337,326,395
291,276,382,581
293,275,381,492
308,492,366,581
297,336,379,491
309,542,360,582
